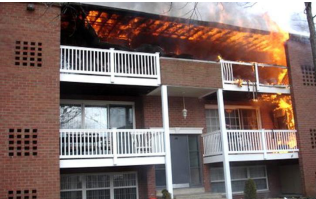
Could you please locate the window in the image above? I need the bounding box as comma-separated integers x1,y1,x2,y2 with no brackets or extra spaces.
60,101,134,130
188,135,202,186
205,108,259,133
61,173,138,199
210,166,268,193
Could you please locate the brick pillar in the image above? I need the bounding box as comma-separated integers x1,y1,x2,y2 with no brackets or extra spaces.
147,165,157,199
287,35,316,197
203,164,211,192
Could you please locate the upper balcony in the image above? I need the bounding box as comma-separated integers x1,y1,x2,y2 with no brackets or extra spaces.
220,60,290,94
203,129,298,163
60,45,161,86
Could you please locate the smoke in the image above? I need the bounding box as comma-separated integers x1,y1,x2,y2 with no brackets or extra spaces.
85,2,311,35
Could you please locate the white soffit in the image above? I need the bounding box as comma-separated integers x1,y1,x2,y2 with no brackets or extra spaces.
170,127,203,134
148,86,216,98
151,127,203,134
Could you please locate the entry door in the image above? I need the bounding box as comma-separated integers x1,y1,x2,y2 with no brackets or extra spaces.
155,135,202,188
170,135,190,188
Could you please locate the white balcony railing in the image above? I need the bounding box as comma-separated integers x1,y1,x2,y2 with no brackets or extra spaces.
60,46,161,86
60,129,165,160
220,60,290,94
203,129,298,158
202,130,223,156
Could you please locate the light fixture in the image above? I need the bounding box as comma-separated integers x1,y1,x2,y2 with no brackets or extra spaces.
26,3,35,12
182,95,187,119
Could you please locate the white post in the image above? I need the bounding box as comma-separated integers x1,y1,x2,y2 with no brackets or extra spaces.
255,63,260,91
161,85,173,198
112,128,117,165
217,89,232,199
261,129,267,159
110,48,115,83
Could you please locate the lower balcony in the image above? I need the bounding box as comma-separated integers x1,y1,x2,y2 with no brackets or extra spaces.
59,129,166,168
203,129,299,163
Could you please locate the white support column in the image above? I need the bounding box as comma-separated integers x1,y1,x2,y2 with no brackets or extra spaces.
254,62,260,91
217,89,232,199
161,85,174,198
261,129,267,159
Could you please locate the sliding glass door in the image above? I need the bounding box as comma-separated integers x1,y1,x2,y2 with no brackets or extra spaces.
60,102,134,130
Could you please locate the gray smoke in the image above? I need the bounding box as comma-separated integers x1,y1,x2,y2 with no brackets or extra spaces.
83,2,311,35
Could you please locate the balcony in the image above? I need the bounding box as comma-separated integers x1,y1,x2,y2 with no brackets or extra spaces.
220,60,290,94
203,129,299,163
59,129,166,168
60,46,161,86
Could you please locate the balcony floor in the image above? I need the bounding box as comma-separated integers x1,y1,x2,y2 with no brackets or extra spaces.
60,156,165,168
204,152,299,164
60,73,160,86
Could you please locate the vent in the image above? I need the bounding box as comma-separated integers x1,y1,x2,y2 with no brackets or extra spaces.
8,128,38,157
15,41,42,67
311,129,316,149
7,189,37,199
301,65,316,86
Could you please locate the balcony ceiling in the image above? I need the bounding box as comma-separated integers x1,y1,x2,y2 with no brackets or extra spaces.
148,86,216,98
60,82,157,97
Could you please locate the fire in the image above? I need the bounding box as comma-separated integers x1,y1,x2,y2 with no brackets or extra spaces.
263,14,290,65
82,10,289,66
260,94,295,130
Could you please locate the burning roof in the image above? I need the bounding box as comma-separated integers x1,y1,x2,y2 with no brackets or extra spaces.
61,5,289,65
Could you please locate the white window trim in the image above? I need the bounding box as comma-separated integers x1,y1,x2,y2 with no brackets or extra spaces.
205,105,262,129
210,165,269,194
61,172,139,199
60,99,136,129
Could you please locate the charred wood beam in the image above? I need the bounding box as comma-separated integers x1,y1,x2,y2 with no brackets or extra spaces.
96,13,113,35
105,15,125,40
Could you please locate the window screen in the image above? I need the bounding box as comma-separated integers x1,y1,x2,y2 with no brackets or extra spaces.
210,166,268,193
61,173,137,199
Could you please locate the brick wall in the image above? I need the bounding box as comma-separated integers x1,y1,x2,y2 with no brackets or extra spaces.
287,35,316,197
160,58,222,88
0,3,60,199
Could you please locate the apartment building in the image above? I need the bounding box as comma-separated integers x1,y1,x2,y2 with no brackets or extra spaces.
0,3,315,199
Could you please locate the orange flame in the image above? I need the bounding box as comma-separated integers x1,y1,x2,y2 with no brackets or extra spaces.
260,94,295,130
84,10,289,66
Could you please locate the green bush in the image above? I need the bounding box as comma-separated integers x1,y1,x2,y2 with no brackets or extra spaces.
244,179,257,199
162,189,171,199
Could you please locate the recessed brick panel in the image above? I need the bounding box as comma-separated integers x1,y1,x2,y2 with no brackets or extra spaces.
301,65,316,86
15,41,43,67
7,189,37,199
8,128,38,157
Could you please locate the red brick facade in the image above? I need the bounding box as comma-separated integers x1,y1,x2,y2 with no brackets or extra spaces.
287,35,316,197
0,3,61,199
160,58,222,88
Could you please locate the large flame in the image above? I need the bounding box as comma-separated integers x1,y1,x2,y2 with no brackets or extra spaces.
259,94,296,150
260,94,295,130
83,10,289,66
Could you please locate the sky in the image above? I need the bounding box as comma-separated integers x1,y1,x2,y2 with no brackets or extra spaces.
85,2,313,35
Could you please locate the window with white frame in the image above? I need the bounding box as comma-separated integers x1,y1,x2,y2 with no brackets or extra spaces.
205,108,259,133
60,101,134,130
210,166,268,193
60,173,138,199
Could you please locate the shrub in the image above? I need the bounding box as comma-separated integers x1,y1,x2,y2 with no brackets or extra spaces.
244,179,257,199
162,189,171,199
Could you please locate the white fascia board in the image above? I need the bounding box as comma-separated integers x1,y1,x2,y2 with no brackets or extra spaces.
60,156,165,168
